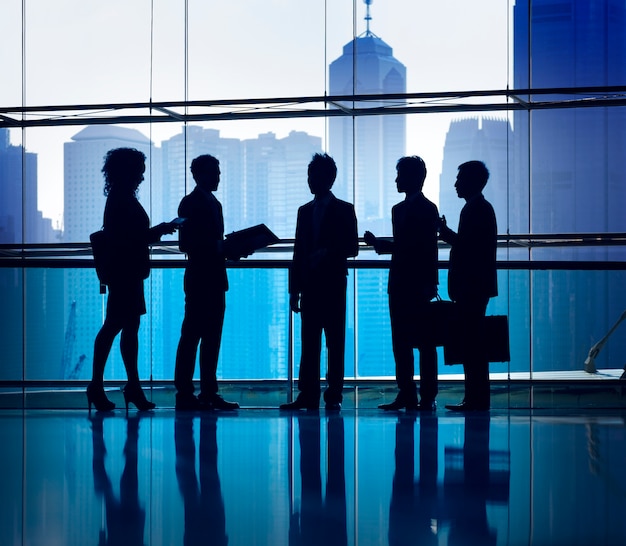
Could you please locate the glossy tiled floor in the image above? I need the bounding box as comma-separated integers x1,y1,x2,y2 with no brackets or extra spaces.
2,408,626,546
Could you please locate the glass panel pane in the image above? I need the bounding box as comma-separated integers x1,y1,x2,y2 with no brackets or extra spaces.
24,0,152,105
529,108,626,259
0,269,23,381
187,1,327,100
1,128,26,244
0,0,22,106
516,0,626,89
531,270,626,374
151,1,186,102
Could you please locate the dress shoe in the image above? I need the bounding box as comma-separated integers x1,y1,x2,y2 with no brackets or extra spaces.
279,397,319,410
417,400,437,412
86,383,115,412
325,402,342,411
206,394,239,411
175,394,201,411
378,396,419,411
122,383,156,412
445,400,489,412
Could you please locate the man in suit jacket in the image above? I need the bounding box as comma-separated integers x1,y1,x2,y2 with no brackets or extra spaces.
365,156,440,411
174,154,241,411
280,153,358,410
439,160,498,411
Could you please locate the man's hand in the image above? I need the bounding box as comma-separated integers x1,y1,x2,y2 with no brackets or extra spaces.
157,222,177,236
223,239,254,261
363,230,376,246
364,230,381,254
290,293,301,314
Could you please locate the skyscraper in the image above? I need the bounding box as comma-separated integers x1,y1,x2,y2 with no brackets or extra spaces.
0,128,63,380
0,128,55,243
513,0,626,371
329,4,406,377
328,5,406,233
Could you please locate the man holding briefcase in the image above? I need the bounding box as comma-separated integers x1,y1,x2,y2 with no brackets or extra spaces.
439,160,498,411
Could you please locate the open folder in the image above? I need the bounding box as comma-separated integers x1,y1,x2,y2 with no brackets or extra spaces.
225,224,279,253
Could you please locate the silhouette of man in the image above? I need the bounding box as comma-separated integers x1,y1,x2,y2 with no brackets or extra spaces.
174,154,240,411
439,160,497,411
364,156,439,411
388,413,439,546
290,414,347,546
281,153,358,411
175,414,227,546
446,414,497,546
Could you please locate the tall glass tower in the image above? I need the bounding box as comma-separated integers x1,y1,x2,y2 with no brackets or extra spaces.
329,1,406,234
329,2,406,377
513,0,626,371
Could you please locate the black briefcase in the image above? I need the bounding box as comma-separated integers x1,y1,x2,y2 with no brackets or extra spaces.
443,315,510,365
413,296,457,348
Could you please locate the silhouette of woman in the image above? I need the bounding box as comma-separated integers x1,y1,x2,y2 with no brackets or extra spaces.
87,147,175,411
90,413,148,545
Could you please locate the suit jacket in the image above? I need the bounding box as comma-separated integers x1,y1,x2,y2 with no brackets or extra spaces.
444,194,497,302
178,186,228,292
289,193,358,295
388,192,439,300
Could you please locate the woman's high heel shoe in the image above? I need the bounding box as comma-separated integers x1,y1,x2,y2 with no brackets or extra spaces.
86,383,116,412
122,384,156,411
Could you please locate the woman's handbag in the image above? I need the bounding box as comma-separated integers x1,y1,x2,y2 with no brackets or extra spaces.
89,229,112,290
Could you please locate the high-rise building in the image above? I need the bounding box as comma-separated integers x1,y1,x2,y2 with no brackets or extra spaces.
0,128,63,380
328,16,406,233
328,5,406,377
513,0,626,371
0,128,56,243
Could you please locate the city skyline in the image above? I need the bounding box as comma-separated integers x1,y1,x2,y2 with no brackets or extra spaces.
2,0,509,227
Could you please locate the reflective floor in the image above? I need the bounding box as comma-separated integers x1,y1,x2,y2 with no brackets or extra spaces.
2,408,626,546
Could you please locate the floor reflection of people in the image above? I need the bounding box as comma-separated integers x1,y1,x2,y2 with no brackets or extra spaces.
389,414,439,546
447,414,496,546
90,414,146,546
175,414,227,546
291,414,347,546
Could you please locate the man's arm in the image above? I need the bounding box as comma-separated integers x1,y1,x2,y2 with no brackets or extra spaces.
345,204,359,258
438,214,458,245
364,231,393,254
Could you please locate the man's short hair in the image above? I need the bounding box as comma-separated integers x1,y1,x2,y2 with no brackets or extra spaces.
396,156,427,187
308,153,337,188
458,160,489,191
190,154,220,179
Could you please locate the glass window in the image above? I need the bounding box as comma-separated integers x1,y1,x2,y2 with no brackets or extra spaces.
2,0,626,384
